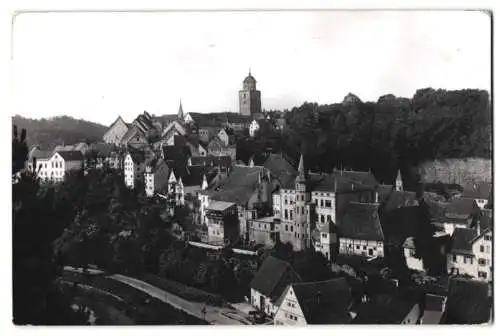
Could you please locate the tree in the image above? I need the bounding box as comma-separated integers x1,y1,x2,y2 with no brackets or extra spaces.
12,126,88,325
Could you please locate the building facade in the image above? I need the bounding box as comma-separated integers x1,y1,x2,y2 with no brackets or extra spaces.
239,71,262,119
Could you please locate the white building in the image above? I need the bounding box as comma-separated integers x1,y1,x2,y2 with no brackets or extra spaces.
217,128,230,146
274,278,353,325
144,159,170,197
249,119,260,137
249,256,301,317
447,210,492,281
403,237,424,272
28,150,83,183
124,151,146,189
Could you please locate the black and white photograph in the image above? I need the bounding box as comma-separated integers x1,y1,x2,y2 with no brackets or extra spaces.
9,6,493,327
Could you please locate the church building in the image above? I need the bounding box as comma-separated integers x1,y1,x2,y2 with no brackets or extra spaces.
239,70,262,119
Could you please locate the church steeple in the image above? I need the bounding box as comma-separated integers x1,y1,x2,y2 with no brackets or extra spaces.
177,100,184,120
395,169,403,192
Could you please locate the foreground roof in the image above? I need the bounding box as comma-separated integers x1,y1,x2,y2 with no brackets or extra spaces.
449,228,477,255
292,277,352,324
250,256,301,302
444,278,492,324
353,294,418,324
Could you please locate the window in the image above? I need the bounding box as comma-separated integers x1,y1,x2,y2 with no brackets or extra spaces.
285,197,288,205
480,245,485,252
290,212,293,220
301,207,305,215
315,199,318,205
285,225,288,231
284,210,288,220
356,245,360,250
325,200,332,207
478,258,487,266
301,195,304,201
321,215,325,223
478,271,488,279
290,226,293,232
363,246,367,250
368,249,374,256
484,235,491,241
320,200,324,207
327,215,331,222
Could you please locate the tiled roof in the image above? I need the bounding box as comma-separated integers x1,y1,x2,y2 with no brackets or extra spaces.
250,256,301,302
90,142,116,157
162,145,190,164
462,182,492,200
263,154,297,188
379,190,419,213
127,148,146,164
120,127,140,144
449,227,476,255
154,114,181,126
183,165,217,187
54,145,75,152
30,149,53,160
332,170,379,188
338,202,384,241
206,200,235,212
190,156,232,169
57,150,84,161
353,294,418,324
205,165,267,205
444,278,492,324
292,277,352,324
445,198,478,218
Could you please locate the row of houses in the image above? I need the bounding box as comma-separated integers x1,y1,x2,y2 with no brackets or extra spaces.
248,256,492,325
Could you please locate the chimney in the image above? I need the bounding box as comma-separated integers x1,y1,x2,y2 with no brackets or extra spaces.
375,191,379,204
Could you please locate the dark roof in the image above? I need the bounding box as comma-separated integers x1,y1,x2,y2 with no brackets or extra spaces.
445,198,478,218
333,170,379,188
120,127,141,144
151,160,170,191
444,278,492,324
190,156,232,169
205,165,267,205
57,150,84,161
425,294,447,312
462,182,491,200
449,228,476,255
379,190,419,213
154,114,181,126
250,256,301,302
183,165,217,187
338,202,384,241
292,277,352,324
30,149,53,160
263,154,297,187
477,209,493,235
90,142,116,157
163,145,190,163
127,148,146,164
353,294,419,324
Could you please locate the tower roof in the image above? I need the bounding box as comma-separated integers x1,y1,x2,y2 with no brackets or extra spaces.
243,70,256,84
178,100,184,120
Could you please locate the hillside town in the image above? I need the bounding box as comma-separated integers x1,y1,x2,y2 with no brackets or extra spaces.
15,71,493,325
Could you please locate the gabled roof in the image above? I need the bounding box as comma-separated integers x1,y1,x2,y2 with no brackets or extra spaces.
444,278,492,324
30,149,53,160
338,202,384,241
54,144,75,152
445,198,478,218
90,142,117,157
120,127,140,144
154,114,181,126
126,148,146,164
206,200,235,212
449,227,476,255
190,156,232,169
205,165,267,205
379,190,419,213
183,165,217,187
106,116,127,130
292,277,352,324
57,150,84,161
333,170,379,188
353,294,418,324
250,256,301,302
263,154,297,187
461,182,491,200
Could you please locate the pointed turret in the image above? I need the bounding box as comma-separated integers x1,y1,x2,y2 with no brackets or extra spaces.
249,156,254,167
395,169,403,192
201,174,208,190
178,176,184,188
178,100,184,120
168,169,177,183
296,153,306,183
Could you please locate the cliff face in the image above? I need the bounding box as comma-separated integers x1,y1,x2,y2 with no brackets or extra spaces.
418,158,492,185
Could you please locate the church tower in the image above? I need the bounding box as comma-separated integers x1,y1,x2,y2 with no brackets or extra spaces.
294,154,309,251
177,100,184,121
239,70,262,119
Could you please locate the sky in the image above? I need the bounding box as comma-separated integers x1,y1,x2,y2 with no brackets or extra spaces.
11,10,491,126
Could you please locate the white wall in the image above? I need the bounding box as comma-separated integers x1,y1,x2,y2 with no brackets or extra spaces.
250,288,279,316
404,247,425,272
339,238,384,258
274,286,307,325
472,233,492,281
124,154,135,188
447,253,476,277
